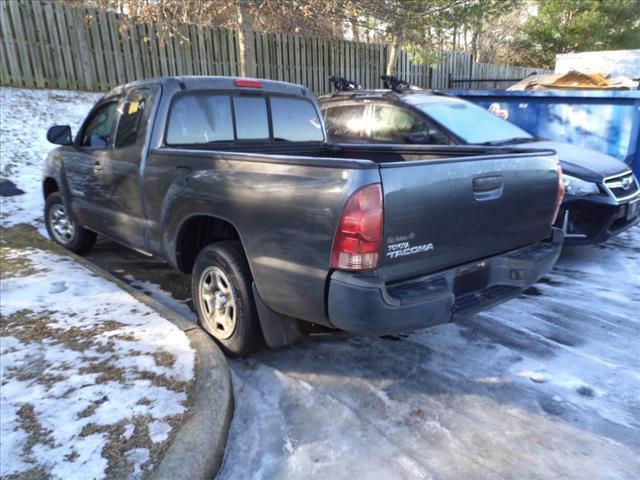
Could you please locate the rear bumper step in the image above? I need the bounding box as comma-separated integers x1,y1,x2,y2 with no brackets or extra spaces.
327,228,563,335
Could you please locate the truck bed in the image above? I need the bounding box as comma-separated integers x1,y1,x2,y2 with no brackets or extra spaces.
155,142,559,278
146,143,560,322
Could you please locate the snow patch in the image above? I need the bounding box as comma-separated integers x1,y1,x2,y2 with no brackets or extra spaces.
1,247,194,478
148,421,172,443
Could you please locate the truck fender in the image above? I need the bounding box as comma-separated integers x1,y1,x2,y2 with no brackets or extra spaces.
43,151,76,220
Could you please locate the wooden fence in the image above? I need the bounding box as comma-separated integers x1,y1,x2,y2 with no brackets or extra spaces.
0,0,550,94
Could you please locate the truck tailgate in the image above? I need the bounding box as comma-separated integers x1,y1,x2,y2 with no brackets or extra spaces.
379,151,559,281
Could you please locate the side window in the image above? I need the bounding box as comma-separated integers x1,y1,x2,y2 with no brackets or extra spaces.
80,102,119,148
233,96,269,140
369,104,449,144
271,97,323,142
166,93,234,145
323,104,367,141
115,89,151,148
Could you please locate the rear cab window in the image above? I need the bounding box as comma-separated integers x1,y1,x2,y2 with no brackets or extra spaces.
165,91,323,146
271,97,323,142
166,93,234,145
233,96,269,140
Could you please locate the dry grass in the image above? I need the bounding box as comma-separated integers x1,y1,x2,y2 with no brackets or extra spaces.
0,246,42,278
2,466,49,480
1,310,131,353
17,404,55,454
1,224,64,251
153,351,176,368
6,405,55,480
77,412,188,479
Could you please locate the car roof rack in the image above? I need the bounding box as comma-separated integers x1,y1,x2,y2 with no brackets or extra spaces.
380,75,411,93
329,75,361,92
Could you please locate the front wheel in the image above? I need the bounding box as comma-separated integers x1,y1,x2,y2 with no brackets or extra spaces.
192,242,263,357
44,192,96,254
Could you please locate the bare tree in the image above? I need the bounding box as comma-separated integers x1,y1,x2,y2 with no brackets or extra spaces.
69,0,531,77
236,0,256,77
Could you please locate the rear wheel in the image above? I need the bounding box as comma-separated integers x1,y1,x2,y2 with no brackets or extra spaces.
44,192,96,254
192,241,263,356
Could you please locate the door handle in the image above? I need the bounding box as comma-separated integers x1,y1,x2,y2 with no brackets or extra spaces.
473,175,503,201
93,160,103,171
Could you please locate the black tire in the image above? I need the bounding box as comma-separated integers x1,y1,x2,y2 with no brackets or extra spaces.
192,241,264,357
44,192,97,254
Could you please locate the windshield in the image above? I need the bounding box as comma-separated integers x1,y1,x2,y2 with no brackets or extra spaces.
414,99,533,144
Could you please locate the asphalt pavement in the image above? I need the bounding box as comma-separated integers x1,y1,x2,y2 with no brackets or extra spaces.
85,227,640,480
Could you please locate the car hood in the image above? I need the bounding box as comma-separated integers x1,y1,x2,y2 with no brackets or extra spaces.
525,140,630,182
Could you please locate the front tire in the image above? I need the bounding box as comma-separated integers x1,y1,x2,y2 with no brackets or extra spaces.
192,242,263,357
44,192,96,254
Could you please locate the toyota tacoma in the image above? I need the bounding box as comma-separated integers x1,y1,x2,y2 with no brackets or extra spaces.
44,76,564,356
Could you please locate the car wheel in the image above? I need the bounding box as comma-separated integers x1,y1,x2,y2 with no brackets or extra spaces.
192,241,264,357
44,192,97,254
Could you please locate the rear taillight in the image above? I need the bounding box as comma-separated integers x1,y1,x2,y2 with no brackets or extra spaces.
331,183,383,270
552,163,565,225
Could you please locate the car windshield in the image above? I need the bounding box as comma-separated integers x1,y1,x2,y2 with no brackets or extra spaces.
414,99,533,145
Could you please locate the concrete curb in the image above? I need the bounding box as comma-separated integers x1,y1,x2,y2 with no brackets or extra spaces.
154,328,233,480
51,242,233,480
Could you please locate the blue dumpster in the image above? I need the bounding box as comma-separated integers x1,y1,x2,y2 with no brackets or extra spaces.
444,89,640,178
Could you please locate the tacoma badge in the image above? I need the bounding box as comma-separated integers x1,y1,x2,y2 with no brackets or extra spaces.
386,242,434,259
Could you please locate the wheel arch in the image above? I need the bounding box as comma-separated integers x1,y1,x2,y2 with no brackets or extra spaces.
174,214,246,274
43,177,59,199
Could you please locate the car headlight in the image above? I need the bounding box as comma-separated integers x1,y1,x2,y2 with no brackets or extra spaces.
563,174,599,196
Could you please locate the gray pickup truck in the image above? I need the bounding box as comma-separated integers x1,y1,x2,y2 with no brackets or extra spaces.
44,76,564,356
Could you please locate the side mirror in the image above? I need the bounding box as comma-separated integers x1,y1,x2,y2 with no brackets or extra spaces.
47,125,72,146
405,132,430,144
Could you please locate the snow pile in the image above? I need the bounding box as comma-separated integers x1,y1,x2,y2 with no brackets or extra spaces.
0,87,101,228
1,248,194,479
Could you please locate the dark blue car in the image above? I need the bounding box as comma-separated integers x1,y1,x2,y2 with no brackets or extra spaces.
319,89,639,245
